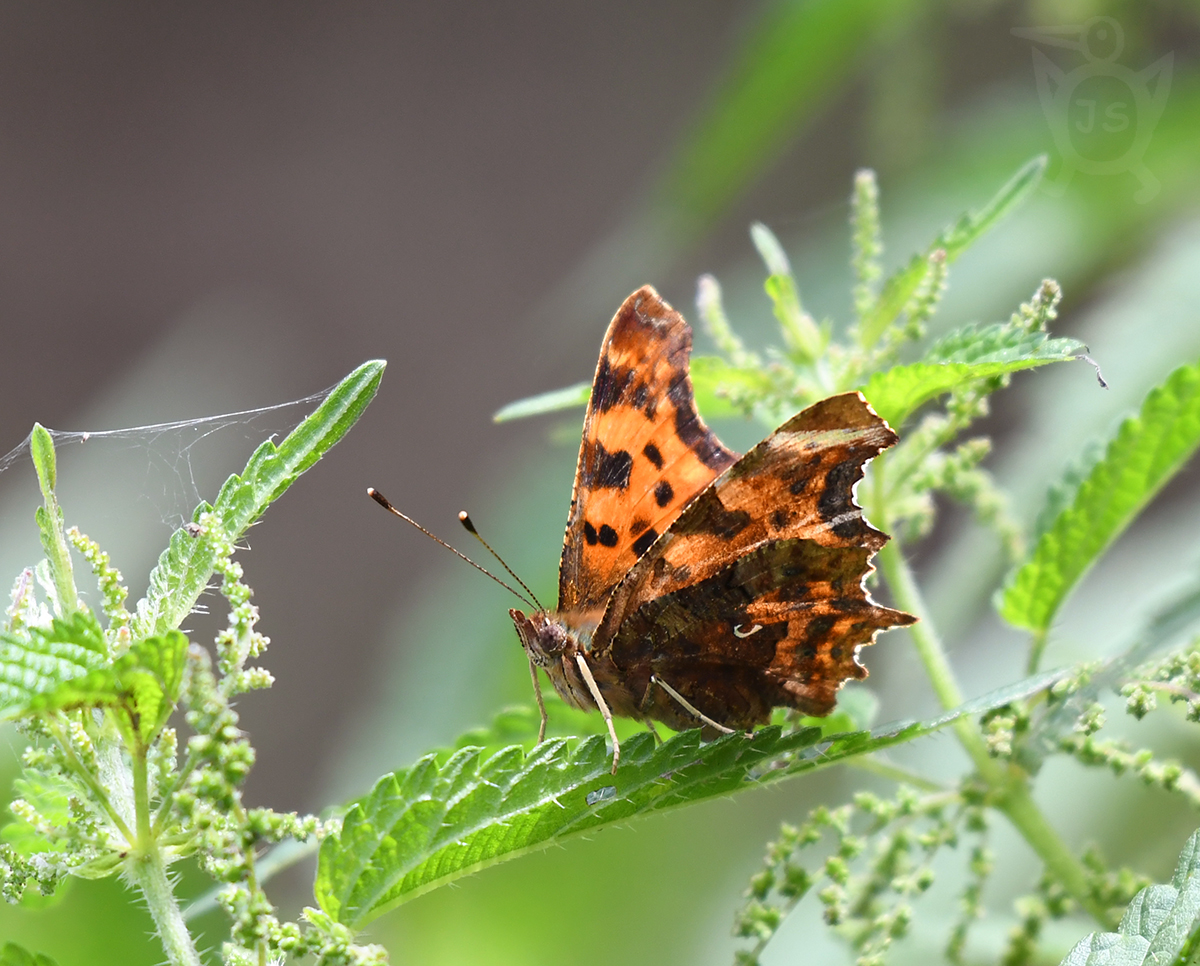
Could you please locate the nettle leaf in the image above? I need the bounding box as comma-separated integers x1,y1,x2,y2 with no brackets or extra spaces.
132,360,385,639
861,322,1084,428
315,668,1064,929
1001,360,1200,633
116,632,189,744
1058,827,1200,966
25,631,188,745
1032,438,1107,539
0,611,107,717
2,773,75,855
857,155,1046,347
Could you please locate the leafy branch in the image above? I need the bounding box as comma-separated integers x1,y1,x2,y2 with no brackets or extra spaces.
0,362,386,966
316,670,1065,929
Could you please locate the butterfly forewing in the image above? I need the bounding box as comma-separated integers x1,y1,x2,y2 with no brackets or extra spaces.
558,286,736,613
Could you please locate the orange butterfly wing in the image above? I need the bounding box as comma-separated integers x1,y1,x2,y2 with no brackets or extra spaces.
588,392,914,727
557,286,736,614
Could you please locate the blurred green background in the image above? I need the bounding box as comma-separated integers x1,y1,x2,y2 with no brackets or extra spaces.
0,0,1198,962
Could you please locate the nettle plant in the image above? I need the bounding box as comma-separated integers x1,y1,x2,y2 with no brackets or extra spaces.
3,156,1200,966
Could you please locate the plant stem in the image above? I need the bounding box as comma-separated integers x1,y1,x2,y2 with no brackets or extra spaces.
152,747,200,838
847,754,946,792
48,718,134,846
999,780,1115,927
875,538,1116,928
128,741,204,966
133,746,152,848
1028,627,1049,674
876,540,993,768
128,847,203,966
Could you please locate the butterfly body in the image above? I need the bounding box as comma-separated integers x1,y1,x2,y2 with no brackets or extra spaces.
512,286,915,760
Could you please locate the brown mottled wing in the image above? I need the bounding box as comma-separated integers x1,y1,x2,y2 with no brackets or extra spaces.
591,391,914,727
558,286,737,613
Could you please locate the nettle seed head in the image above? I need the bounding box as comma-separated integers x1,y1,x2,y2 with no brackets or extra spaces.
1123,684,1157,719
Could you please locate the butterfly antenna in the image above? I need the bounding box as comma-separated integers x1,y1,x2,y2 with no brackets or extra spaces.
458,511,546,612
367,488,536,609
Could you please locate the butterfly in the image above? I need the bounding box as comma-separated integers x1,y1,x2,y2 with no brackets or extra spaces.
509,285,915,771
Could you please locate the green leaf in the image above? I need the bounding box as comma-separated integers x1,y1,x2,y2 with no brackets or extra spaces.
2,773,74,855
860,322,1084,428
315,667,1066,928
857,155,1047,347
30,424,79,617
1001,360,1200,633
132,360,386,639
0,943,61,966
24,631,188,745
0,612,107,717
492,381,591,423
1057,828,1200,966
1031,439,1107,539
751,223,822,360
117,632,189,744
29,424,56,496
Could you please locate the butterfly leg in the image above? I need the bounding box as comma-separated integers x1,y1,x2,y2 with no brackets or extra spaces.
634,682,664,744
527,655,548,744
573,653,621,773
650,674,735,735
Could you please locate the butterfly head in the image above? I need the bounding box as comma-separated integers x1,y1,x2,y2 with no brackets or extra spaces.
509,608,572,668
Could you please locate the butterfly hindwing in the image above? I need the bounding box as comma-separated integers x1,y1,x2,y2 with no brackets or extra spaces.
558,286,737,613
595,392,898,633
603,538,913,728
588,392,913,728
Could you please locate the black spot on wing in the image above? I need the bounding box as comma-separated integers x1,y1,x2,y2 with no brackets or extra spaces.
642,442,664,469
592,356,634,414
770,508,790,529
583,522,598,545
592,442,633,489
668,372,734,470
797,614,837,657
598,524,619,547
818,459,861,519
631,527,658,558
819,458,868,537
672,490,750,540
630,518,649,536
632,381,648,412
654,480,674,507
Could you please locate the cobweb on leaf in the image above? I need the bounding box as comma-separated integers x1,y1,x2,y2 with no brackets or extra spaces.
0,388,333,532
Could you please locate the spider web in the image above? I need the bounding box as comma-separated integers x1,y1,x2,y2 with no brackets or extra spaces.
0,387,333,532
